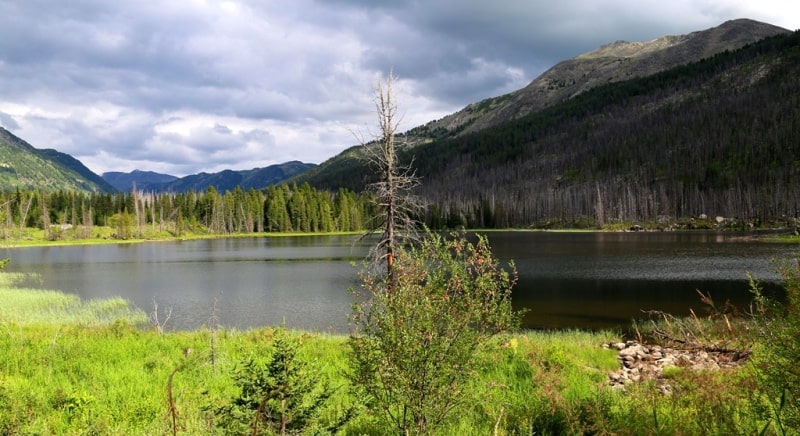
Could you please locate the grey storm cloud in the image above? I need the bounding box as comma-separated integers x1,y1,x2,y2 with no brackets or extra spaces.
0,0,796,176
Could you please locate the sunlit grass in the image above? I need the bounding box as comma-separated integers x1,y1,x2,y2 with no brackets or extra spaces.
0,319,772,434
0,273,147,327
0,271,779,434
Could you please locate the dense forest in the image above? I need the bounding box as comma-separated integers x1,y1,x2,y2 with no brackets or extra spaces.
297,31,800,229
0,184,376,240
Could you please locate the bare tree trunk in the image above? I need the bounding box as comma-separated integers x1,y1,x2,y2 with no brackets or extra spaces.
5,202,11,239
132,182,141,237
41,192,50,239
18,194,33,237
357,71,420,287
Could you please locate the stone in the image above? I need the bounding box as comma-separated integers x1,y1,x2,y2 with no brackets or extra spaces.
604,339,750,394
619,344,645,358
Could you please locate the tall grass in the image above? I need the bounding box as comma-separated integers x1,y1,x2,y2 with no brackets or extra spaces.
0,274,147,327
0,270,790,434
0,322,779,434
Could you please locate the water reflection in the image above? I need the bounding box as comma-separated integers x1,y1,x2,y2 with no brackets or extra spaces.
2,232,794,332
489,231,792,329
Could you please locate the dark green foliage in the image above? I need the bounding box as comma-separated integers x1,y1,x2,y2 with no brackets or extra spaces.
212,329,351,435
291,147,372,193
0,183,374,238
349,231,520,434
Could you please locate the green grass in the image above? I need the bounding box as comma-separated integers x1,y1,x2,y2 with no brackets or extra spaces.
0,272,789,434
0,275,146,327
0,225,364,248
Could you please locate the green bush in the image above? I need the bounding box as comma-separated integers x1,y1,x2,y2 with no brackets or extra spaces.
349,231,521,434
211,328,352,435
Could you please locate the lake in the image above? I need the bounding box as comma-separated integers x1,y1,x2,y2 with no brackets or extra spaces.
2,231,795,332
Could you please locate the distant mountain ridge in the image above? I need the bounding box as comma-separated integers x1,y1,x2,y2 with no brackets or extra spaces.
0,124,314,194
0,127,116,193
102,170,179,192
407,18,790,140
103,161,316,193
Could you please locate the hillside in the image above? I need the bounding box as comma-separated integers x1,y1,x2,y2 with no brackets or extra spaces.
0,127,116,193
297,19,791,193
104,161,316,193
297,25,800,228
409,18,790,140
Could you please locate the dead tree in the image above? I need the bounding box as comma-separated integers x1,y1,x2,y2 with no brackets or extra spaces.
357,71,420,285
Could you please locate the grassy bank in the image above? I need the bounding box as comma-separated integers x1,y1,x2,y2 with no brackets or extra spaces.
0,225,365,248
0,273,791,434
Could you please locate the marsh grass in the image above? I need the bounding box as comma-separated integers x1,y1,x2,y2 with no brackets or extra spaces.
0,285,147,327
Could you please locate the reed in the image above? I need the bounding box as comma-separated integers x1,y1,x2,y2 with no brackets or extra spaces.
0,286,147,327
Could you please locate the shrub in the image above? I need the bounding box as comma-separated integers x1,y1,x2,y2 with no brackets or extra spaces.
349,231,521,434
212,328,351,435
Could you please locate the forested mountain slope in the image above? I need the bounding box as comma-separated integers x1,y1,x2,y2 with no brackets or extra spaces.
412,19,789,139
296,19,790,195
300,30,800,228
0,127,116,193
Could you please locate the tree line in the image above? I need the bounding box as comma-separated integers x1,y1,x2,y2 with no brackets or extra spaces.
0,183,377,240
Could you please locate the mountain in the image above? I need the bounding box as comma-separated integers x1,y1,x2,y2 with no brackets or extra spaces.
102,170,179,192
105,161,316,193
408,18,790,140
298,20,791,191
296,21,800,227
0,127,116,193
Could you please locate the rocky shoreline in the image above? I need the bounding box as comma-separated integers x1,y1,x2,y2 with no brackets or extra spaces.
604,341,751,393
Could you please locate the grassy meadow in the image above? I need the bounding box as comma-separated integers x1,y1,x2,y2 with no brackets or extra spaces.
0,269,793,434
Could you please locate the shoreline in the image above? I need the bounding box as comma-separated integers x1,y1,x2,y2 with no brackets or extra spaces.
0,224,795,250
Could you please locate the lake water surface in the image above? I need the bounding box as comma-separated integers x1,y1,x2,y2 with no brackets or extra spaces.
2,232,795,332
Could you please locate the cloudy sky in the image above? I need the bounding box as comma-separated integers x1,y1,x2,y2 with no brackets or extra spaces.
0,1,797,177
